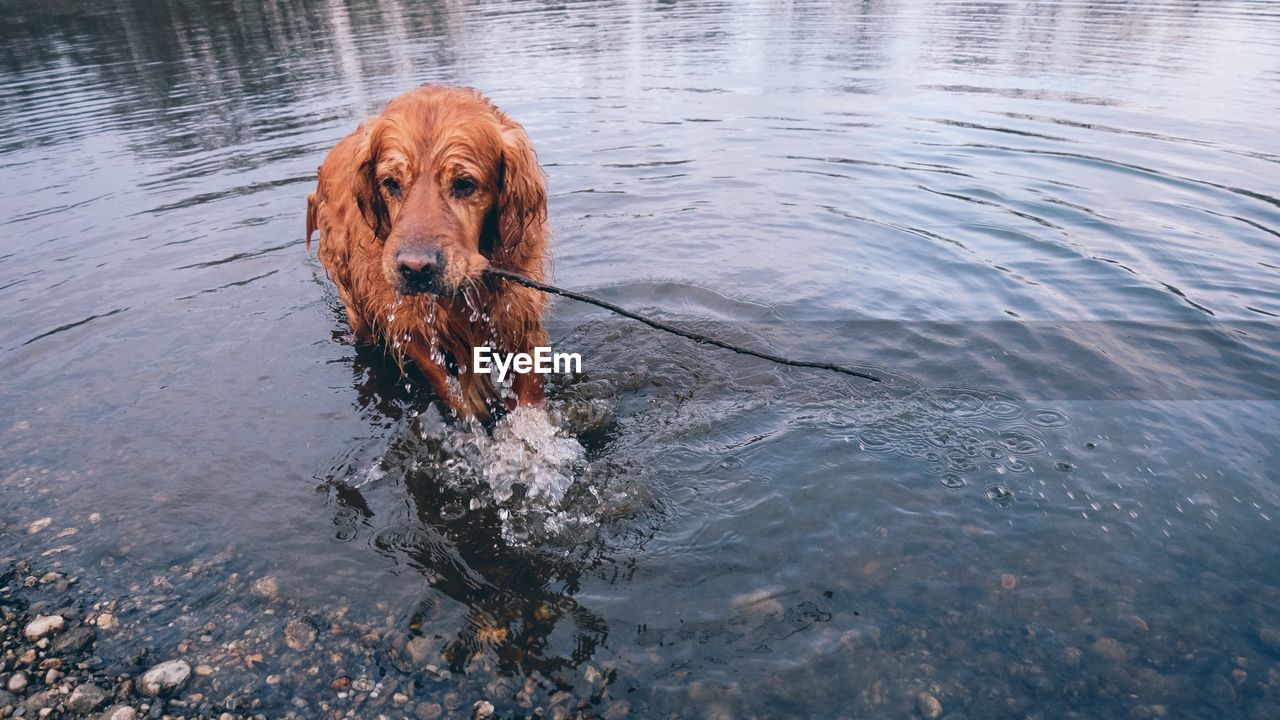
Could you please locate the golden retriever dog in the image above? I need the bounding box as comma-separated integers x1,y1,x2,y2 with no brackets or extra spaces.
306,85,549,420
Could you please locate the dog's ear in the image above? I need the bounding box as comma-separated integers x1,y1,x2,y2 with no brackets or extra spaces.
305,190,318,251
495,117,547,272
353,127,391,240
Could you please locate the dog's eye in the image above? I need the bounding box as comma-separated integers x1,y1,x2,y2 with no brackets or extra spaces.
380,177,402,198
451,177,477,198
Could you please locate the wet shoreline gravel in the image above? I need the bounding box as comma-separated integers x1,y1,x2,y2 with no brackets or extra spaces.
0,524,619,720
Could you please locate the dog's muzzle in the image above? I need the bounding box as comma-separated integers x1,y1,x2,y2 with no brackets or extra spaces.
395,248,447,295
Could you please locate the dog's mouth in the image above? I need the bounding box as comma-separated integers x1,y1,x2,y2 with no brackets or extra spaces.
393,262,465,297
397,276,452,297
389,247,486,298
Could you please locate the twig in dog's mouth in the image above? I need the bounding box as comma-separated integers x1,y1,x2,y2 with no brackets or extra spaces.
484,267,882,383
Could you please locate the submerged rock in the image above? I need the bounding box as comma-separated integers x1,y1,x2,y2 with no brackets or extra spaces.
1091,637,1130,662
51,625,96,654
67,683,109,712
138,659,192,696
917,692,943,719
25,688,60,712
24,614,65,640
407,636,436,665
100,705,138,720
251,575,280,600
284,618,317,651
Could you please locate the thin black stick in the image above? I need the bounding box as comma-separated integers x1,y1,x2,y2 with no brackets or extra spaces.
485,267,881,383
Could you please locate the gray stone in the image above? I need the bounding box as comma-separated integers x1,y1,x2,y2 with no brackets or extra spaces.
99,705,139,720
251,576,279,600
284,619,317,652
67,683,109,713
25,688,60,711
138,659,191,696
23,614,65,640
917,692,943,720
51,626,96,655
416,703,443,720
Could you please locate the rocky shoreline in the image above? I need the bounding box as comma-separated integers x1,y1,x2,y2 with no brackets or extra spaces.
0,531,618,720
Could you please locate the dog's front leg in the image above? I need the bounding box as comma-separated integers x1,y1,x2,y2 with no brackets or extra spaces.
508,369,544,411
506,327,547,407
404,345,474,418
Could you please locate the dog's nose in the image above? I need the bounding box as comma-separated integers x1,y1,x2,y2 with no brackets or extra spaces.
396,249,443,275
395,249,446,292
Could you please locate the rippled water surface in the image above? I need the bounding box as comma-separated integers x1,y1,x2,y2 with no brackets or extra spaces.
3,1,1280,717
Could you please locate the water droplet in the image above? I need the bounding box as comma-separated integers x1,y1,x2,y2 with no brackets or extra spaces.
986,485,1014,508
999,430,1046,456
1027,408,1070,428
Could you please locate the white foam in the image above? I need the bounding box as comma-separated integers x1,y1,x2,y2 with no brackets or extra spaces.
478,405,585,506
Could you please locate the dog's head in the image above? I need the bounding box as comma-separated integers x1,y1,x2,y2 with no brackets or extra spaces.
354,85,546,296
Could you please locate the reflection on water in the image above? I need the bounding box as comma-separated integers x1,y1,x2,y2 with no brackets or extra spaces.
2,0,1280,717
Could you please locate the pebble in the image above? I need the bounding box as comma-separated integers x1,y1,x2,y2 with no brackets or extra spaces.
1259,626,1280,653
95,612,119,629
51,625,96,654
7,672,27,693
194,664,215,677
67,683,109,712
1091,637,1130,662
27,517,53,535
416,703,443,720
1063,646,1084,666
407,636,435,665
284,619,318,651
25,689,59,712
100,705,138,720
24,614,66,640
251,575,280,600
1000,573,1018,591
138,659,192,696
917,692,943,719
88,512,103,524
731,589,785,616
472,700,495,719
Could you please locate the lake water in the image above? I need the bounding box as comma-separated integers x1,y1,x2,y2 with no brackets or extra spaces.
3,1,1280,718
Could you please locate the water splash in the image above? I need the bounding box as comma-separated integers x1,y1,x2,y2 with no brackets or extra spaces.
479,406,586,505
